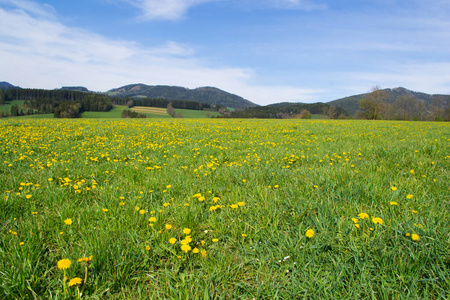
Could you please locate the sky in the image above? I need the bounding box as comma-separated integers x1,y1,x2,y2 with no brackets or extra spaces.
0,0,449,105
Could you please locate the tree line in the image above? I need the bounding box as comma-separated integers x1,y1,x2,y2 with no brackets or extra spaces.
121,110,147,118
358,87,450,121
224,103,347,119
112,97,212,111
3,88,113,118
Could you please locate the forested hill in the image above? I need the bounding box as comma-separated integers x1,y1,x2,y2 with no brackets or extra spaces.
328,87,450,115
107,84,258,109
0,81,19,90
60,86,90,92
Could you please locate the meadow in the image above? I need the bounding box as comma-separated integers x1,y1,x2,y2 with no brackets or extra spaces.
0,118,449,299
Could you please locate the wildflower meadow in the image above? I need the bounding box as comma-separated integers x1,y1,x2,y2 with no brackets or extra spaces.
1,118,449,299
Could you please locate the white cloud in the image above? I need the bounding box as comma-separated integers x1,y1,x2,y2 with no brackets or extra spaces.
0,2,321,104
270,0,327,10
118,0,217,20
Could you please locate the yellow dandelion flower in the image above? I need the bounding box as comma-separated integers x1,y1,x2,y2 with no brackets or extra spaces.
391,186,397,191
102,208,108,212
201,250,207,257
230,204,238,209
198,196,205,202
148,217,157,222
68,277,82,287
119,202,125,206
212,197,220,203
183,228,191,235
358,213,369,219
241,234,247,237
163,203,170,207
166,185,172,189
165,224,172,230
139,209,145,215
406,194,413,199
181,244,191,253
192,247,199,254
354,224,360,228
406,233,411,237
146,245,151,251
411,233,420,241
64,218,73,225
169,238,177,244
410,169,414,174
390,201,398,206
351,218,359,224
26,195,32,199
372,217,383,225
237,202,245,207
305,229,315,238
212,238,219,243
57,259,71,270
77,256,93,263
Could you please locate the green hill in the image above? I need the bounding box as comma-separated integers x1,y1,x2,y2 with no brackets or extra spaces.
328,87,450,115
107,84,258,109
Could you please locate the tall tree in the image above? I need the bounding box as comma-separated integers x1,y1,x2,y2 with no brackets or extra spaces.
359,86,389,119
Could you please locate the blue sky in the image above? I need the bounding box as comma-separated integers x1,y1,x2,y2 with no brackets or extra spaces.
1,0,449,105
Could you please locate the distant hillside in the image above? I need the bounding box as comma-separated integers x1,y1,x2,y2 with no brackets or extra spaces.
227,102,346,119
329,87,450,115
60,86,90,92
107,84,258,109
0,81,19,90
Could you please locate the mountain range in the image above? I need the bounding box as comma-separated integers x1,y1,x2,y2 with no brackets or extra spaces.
1,82,449,113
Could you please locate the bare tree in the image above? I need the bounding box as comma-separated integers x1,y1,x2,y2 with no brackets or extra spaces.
167,102,175,117
359,86,389,119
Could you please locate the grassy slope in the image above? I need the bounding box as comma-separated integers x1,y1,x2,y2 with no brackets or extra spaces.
0,100,26,114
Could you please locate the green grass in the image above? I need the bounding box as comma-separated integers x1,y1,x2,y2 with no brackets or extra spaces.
311,114,329,119
0,100,26,115
174,108,222,118
15,113,54,119
0,119,449,299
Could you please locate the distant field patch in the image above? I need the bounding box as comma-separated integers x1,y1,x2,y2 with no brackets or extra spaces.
131,106,168,115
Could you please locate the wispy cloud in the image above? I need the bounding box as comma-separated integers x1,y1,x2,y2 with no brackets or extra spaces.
0,0,55,18
269,0,327,10
117,0,217,20
113,0,326,21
